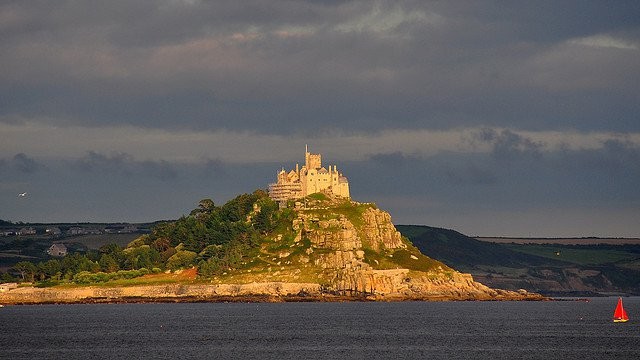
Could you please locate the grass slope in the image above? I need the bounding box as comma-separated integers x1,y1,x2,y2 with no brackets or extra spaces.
398,225,640,295
396,225,567,270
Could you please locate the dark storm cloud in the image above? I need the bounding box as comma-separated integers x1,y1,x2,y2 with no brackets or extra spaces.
200,158,226,178
73,151,133,174
2,1,640,236
357,134,640,212
475,128,543,161
1,1,639,133
6,153,45,173
72,151,177,181
1,144,638,235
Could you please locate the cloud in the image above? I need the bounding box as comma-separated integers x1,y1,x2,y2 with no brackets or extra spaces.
568,139,640,179
1,1,640,236
72,151,177,181
1,142,639,236
334,3,442,35
1,1,639,134
570,35,638,50
11,153,45,173
140,160,178,181
2,121,640,165
200,158,226,178
476,128,543,161
74,151,133,174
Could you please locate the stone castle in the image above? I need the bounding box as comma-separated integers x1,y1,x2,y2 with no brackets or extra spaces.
269,146,350,202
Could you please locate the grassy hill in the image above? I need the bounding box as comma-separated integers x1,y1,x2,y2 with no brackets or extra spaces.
396,225,567,269
397,225,640,296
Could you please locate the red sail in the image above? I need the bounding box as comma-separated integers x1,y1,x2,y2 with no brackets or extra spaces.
613,297,629,322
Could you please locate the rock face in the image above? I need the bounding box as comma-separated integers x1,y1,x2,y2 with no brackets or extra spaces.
361,207,405,251
0,283,324,304
282,197,541,300
303,215,362,251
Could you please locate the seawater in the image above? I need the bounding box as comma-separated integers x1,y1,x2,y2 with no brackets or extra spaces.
1,297,640,359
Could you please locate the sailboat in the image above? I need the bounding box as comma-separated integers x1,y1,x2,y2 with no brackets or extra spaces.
613,297,629,323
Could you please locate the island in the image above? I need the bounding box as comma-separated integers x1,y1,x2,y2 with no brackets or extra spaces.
0,148,544,304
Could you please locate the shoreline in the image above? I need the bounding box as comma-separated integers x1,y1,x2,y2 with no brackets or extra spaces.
0,282,547,306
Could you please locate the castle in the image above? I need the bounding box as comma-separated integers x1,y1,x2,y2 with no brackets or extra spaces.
268,146,350,202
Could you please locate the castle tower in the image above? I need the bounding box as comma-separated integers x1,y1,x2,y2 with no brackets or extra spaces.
305,145,322,170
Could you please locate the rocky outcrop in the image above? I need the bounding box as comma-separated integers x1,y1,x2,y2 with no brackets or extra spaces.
289,199,541,300
299,213,362,251
0,282,323,305
0,278,541,304
361,207,405,251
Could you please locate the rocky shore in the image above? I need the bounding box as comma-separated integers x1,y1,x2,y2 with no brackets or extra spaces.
0,281,545,305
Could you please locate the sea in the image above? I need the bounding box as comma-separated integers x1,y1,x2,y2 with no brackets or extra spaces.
1,297,639,360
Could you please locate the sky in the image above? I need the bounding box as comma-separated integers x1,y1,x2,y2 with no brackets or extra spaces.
1,0,639,237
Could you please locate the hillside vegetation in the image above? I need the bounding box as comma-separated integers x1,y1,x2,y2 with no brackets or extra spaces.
3,192,441,287
398,225,640,296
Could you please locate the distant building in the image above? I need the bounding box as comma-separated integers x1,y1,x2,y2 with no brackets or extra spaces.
0,229,17,237
67,227,85,235
85,227,102,235
47,243,67,257
45,227,62,236
66,226,102,235
269,146,350,202
118,225,138,233
17,227,36,236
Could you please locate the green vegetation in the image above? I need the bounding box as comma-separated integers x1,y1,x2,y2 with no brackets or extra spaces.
396,225,566,270
503,244,638,265
398,225,640,295
391,247,451,273
73,268,160,284
307,193,329,201
4,244,163,284
0,190,287,286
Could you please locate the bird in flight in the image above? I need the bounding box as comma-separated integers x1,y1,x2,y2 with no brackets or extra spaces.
18,192,27,197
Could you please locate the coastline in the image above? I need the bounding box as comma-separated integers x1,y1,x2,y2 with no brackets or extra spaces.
0,282,547,305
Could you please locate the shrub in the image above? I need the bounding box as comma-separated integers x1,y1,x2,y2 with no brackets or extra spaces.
166,250,198,270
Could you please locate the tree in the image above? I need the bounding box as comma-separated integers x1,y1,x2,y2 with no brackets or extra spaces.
0,271,16,282
39,259,62,280
61,253,99,278
99,254,120,273
13,261,37,282
190,199,215,217
123,245,161,270
152,237,171,252
166,250,198,270
100,243,126,268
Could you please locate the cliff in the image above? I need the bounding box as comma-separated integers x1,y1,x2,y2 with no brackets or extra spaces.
0,194,544,304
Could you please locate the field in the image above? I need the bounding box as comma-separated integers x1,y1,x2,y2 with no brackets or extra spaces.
476,237,640,245
502,243,639,265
